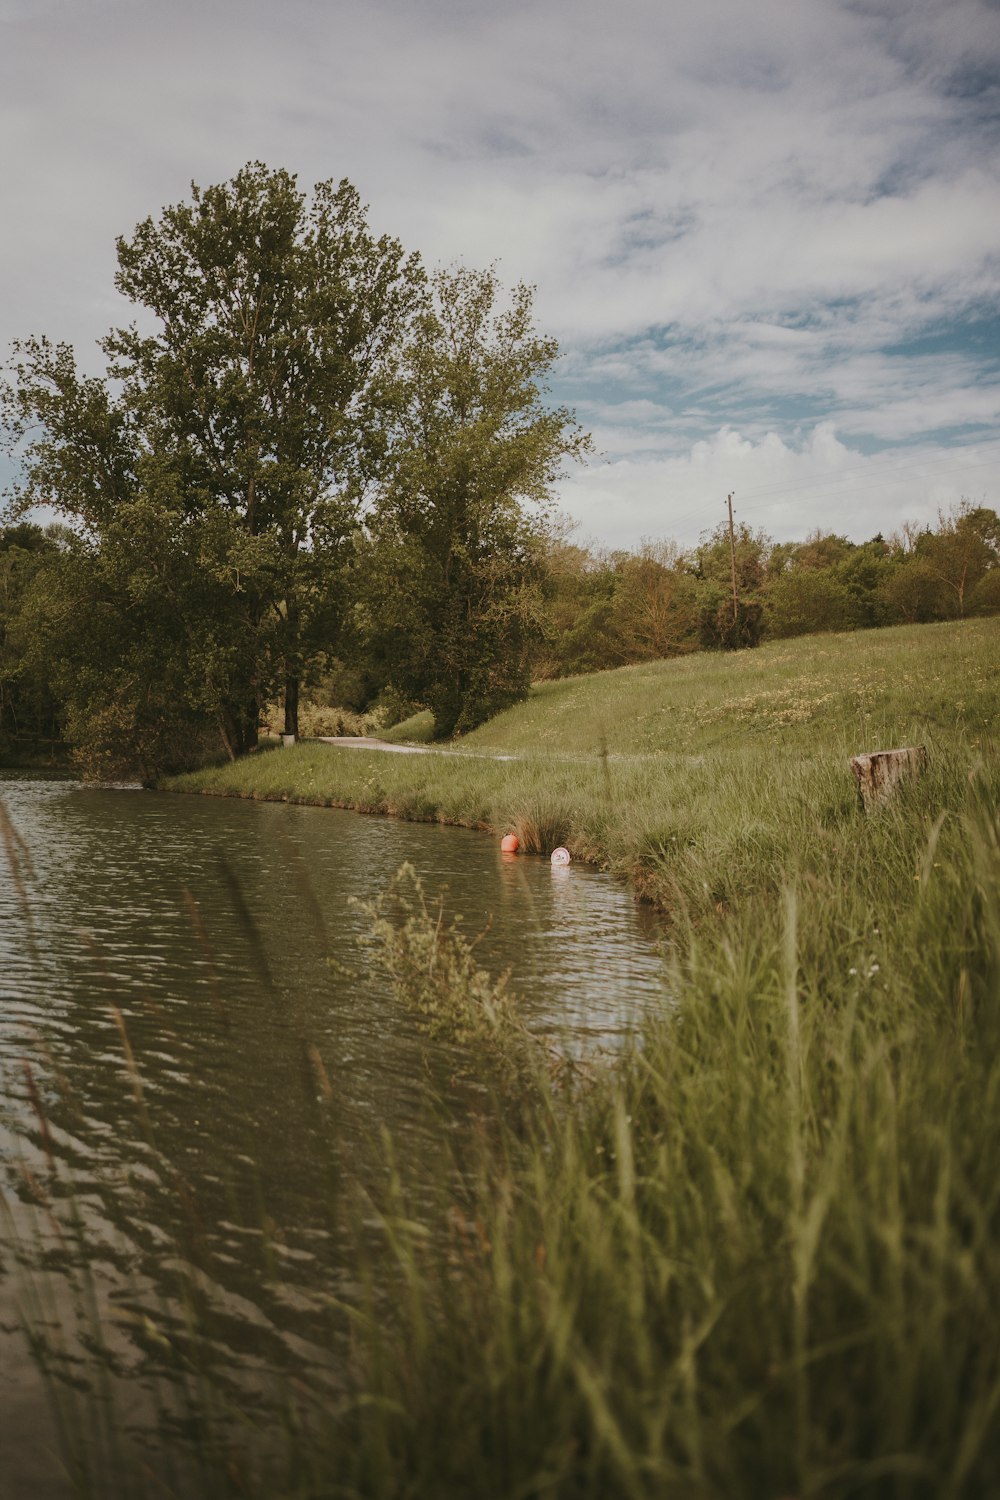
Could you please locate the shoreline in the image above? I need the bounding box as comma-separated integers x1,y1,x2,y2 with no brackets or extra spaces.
163,618,1000,919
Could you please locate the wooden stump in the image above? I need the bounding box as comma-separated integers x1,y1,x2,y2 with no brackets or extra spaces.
849,746,928,812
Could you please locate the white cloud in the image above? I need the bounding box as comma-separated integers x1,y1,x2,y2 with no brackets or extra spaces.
1,0,998,543
556,424,1000,551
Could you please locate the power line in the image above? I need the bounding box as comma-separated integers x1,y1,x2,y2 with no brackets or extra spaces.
728,462,999,519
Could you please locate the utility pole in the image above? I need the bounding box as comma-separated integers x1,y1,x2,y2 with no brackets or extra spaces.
727,492,739,628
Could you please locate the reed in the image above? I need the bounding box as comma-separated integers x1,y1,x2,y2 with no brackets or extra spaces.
354,861,543,1096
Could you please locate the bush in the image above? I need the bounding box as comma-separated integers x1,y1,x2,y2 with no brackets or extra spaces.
764,567,857,637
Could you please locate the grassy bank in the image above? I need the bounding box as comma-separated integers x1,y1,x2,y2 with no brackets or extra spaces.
166,618,1000,919
338,770,1000,1499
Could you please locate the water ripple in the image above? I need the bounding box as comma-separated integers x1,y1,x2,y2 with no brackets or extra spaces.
0,772,669,1463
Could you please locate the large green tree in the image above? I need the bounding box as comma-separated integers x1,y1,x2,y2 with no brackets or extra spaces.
916,502,999,618
0,523,64,758
692,521,770,649
3,164,421,761
358,266,591,737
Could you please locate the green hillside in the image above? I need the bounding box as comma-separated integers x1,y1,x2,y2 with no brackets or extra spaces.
168,617,999,917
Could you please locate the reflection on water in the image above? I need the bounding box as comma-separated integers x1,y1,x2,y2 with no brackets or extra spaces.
0,773,667,1495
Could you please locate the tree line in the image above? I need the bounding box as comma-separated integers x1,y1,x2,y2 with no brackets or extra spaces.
535,502,1000,678
5,487,996,775
1,164,997,777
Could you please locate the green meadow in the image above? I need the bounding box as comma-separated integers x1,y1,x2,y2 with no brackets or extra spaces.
168,618,999,921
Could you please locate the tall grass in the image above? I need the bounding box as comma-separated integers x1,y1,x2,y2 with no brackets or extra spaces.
325,757,1000,1499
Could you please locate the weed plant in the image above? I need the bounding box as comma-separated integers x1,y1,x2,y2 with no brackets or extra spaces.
355,863,542,1095
260,701,386,740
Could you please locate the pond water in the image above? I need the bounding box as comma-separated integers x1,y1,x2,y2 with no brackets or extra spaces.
0,772,667,1496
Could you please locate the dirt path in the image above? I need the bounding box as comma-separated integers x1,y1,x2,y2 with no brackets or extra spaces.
314,734,522,761
314,734,431,755
312,736,699,766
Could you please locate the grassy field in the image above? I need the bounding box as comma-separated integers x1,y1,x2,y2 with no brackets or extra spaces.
167,618,1000,920
27,617,999,1496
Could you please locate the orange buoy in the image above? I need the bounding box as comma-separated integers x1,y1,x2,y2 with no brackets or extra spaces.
501,833,520,853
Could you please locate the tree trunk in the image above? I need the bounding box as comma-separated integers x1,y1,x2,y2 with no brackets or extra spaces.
242,698,260,754
220,693,260,760
850,746,927,812
283,672,299,739
283,594,300,740
218,714,237,763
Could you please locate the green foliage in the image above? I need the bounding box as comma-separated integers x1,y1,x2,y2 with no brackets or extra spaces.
10,526,224,781
911,502,1000,617
834,536,898,626
763,565,857,637
0,523,64,759
357,861,540,1092
358,266,591,737
268,697,384,739
536,510,999,679
2,164,421,770
968,566,1000,616
537,540,701,677
879,556,949,623
692,520,769,648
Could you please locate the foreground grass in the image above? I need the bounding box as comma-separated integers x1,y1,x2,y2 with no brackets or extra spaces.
337,764,1000,1500
167,618,1000,920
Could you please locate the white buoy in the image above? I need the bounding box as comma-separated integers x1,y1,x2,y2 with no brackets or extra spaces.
550,846,571,866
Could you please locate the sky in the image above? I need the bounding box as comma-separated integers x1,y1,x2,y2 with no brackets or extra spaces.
1,0,999,551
